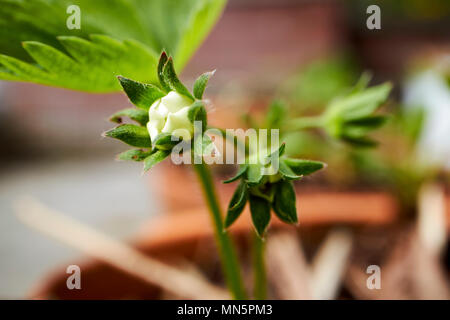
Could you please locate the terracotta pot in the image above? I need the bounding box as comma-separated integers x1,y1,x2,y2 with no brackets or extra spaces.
29,192,398,299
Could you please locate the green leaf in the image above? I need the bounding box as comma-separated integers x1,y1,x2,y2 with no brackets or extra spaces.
0,0,226,92
162,57,194,100
0,54,54,83
174,0,227,71
118,76,165,110
265,100,287,129
249,195,271,238
109,108,149,126
143,149,171,172
282,158,325,176
193,70,215,99
117,149,152,162
225,181,248,228
22,41,81,77
278,160,300,180
187,101,207,128
104,124,151,148
153,133,180,151
272,180,297,224
1,35,159,92
223,165,248,184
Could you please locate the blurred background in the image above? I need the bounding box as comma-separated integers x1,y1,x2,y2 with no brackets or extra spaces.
0,0,449,299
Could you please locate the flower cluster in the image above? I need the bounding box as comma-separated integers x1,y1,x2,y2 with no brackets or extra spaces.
223,143,325,237
104,52,213,171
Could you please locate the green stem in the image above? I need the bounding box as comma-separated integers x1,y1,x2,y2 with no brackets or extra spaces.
193,162,247,299
285,115,324,131
252,233,267,300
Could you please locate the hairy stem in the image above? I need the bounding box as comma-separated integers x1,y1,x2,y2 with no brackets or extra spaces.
193,162,247,299
252,233,267,300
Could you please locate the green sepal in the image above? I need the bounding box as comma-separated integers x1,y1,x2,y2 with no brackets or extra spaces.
341,135,378,148
342,126,374,139
270,143,286,158
223,165,248,184
265,143,286,169
162,57,194,100
344,115,388,130
278,160,300,180
323,81,391,146
104,124,151,148
338,115,388,148
272,180,298,224
345,82,392,121
193,70,215,99
109,108,149,126
282,158,325,176
249,195,271,238
327,82,392,122
157,52,171,92
117,76,165,110
153,132,180,151
249,183,276,203
117,149,152,162
188,101,207,128
246,164,264,186
143,149,171,172
224,180,248,228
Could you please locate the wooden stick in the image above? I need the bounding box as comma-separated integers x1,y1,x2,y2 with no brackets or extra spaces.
266,232,312,299
14,197,229,300
309,228,353,300
417,183,447,255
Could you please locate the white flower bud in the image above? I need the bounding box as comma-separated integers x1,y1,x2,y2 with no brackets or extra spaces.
147,91,194,142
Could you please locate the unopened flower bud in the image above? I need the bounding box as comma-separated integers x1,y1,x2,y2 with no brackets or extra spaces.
147,91,194,142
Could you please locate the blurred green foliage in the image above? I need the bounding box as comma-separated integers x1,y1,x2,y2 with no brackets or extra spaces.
257,55,441,214
0,0,226,92
280,55,359,112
